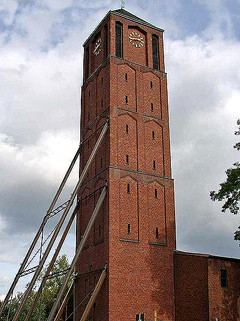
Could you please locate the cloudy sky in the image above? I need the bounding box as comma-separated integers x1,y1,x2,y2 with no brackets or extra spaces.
0,0,240,299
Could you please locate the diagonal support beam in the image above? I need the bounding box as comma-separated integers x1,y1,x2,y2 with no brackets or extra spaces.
48,185,107,321
0,145,81,318
24,203,79,321
12,120,109,321
80,264,107,321
52,281,74,321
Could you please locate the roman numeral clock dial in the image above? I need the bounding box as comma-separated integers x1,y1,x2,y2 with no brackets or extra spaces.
129,32,144,48
93,38,102,55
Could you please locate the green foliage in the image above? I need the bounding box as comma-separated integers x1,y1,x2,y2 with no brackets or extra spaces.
0,255,73,321
210,119,240,237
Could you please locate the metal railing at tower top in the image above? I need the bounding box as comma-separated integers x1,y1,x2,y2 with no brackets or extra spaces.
0,119,109,321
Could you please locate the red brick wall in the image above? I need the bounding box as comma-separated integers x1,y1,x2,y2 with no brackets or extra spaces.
174,252,209,321
208,257,240,321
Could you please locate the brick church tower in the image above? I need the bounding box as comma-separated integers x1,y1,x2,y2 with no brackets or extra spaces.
75,9,176,321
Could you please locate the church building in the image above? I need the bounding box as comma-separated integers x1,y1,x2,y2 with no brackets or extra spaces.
75,8,240,321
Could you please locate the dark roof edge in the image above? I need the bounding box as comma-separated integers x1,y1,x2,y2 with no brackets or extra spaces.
112,10,164,32
174,250,240,262
83,10,111,47
83,9,164,47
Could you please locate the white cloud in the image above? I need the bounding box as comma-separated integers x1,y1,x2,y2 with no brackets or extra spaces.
166,33,240,257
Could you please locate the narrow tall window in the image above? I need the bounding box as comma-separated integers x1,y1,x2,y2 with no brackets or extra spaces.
127,224,131,235
85,279,88,294
125,73,128,82
125,95,128,104
101,77,103,85
88,91,90,99
155,188,158,198
85,47,89,79
152,34,160,70
221,269,227,287
127,183,130,194
101,99,103,109
153,160,156,170
152,131,155,140
104,24,108,58
150,80,153,89
151,103,154,111
116,22,123,58
156,227,159,239
93,303,96,319
126,155,129,165
126,124,129,134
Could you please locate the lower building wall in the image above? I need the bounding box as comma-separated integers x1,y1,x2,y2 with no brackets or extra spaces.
174,252,209,321
208,257,240,321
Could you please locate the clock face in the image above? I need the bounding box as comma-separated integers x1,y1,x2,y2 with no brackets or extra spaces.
129,32,144,48
93,38,102,56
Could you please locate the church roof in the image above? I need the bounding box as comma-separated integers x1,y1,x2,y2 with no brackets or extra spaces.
83,9,163,46
111,9,163,32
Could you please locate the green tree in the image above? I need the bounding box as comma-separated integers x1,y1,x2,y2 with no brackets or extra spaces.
0,255,73,321
210,119,240,239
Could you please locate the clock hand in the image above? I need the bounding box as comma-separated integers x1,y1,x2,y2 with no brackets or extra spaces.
93,43,101,53
129,36,143,41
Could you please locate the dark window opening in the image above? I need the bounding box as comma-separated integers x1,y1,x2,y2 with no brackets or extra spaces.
127,224,131,235
125,95,128,104
156,227,159,239
125,73,128,82
155,188,158,198
89,264,93,272
126,124,129,134
100,157,103,168
116,22,123,58
152,131,155,140
101,77,103,85
104,24,108,58
221,269,227,287
151,103,154,111
93,303,96,319
101,99,103,109
150,81,153,89
85,47,89,79
152,34,160,70
136,314,145,321
127,183,130,194
88,112,90,120
88,90,90,99
126,155,129,165
153,160,156,170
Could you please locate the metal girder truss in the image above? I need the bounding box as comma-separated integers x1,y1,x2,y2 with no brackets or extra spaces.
79,264,107,321
48,184,107,321
0,120,109,321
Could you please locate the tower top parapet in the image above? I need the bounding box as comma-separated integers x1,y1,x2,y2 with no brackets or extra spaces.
83,8,163,47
